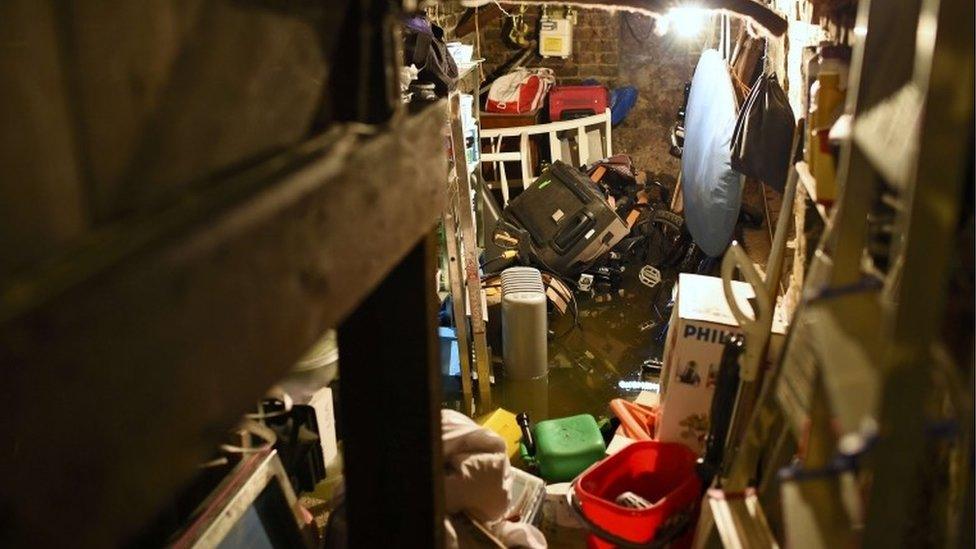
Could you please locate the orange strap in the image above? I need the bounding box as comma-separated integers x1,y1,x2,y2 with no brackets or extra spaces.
589,165,607,182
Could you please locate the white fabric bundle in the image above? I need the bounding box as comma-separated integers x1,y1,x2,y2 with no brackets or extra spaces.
441,409,546,548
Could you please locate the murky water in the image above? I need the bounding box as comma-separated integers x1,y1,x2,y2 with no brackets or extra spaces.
444,258,679,422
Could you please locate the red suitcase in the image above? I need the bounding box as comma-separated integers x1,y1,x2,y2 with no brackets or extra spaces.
549,85,610,121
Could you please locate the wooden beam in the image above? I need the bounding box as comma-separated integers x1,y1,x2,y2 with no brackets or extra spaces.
330,0,397,124
0,104,448,547
339,232,445,548
449,95,493,406
443,207,476,402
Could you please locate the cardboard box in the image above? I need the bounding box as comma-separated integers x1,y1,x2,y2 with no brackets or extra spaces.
658,273,788,453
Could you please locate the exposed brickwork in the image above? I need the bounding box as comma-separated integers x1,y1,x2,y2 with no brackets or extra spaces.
472,8,621,84
426,1,464,35
428,2,708,185
614,13,704,187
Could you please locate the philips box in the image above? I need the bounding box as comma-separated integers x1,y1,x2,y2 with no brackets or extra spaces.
658,273,788,453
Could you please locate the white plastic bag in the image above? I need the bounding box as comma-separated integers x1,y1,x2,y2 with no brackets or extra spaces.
485,68,555,114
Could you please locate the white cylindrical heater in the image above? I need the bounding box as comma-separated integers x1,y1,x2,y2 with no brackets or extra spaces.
501,267,548,379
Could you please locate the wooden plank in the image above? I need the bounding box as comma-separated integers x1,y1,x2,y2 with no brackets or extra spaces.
0,104,448,547
498,144,512,206
449,95,492,406
442,208,475,402
483,152,522,162
671,173,684,214
339,233,445,548
783,178,809,318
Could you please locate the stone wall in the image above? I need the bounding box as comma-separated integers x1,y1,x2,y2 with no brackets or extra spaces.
428,2,712,185
613,13,706,187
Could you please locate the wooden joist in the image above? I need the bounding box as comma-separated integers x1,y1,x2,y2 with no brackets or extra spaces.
0,104,448,547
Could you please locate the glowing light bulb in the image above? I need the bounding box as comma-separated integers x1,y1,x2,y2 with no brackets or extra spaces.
666,6,708,38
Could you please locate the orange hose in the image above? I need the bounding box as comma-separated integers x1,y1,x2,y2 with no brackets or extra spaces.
610,398,657,441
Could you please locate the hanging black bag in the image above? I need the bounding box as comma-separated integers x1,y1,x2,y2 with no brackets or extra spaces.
730,73,796,192
403,16,458,96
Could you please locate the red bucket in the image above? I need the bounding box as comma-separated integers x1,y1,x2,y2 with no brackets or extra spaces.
571,440,701,548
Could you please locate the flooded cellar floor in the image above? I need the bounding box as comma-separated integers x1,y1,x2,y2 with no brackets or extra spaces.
441,179,778,422
442,254,675,422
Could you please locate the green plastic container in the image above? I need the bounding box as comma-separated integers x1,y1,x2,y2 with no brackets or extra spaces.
523,414,606,482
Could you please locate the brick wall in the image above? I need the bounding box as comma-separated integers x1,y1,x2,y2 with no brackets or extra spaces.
428,2,711,184
426,1,464,35
614,13,705,187
473,9,620,83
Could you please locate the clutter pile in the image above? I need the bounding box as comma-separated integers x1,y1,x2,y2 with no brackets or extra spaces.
429,36,818,546
63,3,964,548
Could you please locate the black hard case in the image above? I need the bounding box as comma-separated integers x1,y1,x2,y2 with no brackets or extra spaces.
504,161,628,275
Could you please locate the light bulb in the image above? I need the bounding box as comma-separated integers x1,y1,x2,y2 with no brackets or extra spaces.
667,6,708,38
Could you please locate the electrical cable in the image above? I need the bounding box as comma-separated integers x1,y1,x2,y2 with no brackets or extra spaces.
491,0,513,18
536,267,581,339
481,251,518,270
553,289,581,339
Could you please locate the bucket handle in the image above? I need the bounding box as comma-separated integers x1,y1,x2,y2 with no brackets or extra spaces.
565,483,693,548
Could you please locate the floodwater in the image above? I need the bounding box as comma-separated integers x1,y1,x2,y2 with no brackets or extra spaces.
442,179,778,421
444,256,680,422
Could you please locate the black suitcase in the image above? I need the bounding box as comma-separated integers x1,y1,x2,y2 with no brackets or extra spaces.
503,161,628,276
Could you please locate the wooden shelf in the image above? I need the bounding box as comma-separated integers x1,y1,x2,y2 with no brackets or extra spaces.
795,161,830,222
457,60,483,95
0,103,449,545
